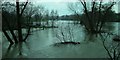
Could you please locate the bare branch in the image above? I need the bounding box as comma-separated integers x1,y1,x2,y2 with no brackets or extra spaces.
20,0,28,17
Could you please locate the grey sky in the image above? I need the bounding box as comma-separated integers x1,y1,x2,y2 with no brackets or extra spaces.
34,2,73,16
31,0,120,16
3,0,120,16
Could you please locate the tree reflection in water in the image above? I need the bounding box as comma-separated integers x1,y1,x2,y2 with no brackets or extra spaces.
3,42,30,58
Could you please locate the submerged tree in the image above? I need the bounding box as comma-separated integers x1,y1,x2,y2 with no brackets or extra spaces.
2,0,50,44
16,0,28,42
69,0,117,33
22,2,37,41
2,0,33,44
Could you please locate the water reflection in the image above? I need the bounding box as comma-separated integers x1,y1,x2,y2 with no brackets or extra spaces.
3,42,30,58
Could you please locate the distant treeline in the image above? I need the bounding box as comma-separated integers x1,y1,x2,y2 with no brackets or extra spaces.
52,13,120,22
57,14,79,20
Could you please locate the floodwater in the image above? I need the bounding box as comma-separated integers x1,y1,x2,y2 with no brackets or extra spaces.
1,20,119,58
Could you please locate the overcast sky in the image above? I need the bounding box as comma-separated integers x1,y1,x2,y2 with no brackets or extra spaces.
3,0,120,16
33,2,72,16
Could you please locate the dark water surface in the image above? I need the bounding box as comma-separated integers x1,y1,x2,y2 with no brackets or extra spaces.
1,20,119,58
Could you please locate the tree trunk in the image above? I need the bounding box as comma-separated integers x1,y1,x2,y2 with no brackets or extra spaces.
3,16,18,43
3,30,14,44
9,29,18,43
16,1,23,42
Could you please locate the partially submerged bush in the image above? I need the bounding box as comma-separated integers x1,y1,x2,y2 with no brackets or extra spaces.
54,41,80,46
54,23,81,46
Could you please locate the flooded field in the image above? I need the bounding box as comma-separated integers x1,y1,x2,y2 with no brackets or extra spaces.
1,20,119,58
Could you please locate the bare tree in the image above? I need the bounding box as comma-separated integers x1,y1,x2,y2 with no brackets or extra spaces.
22,3,37,41
16,0,28,42
2,2,18,43
2,0,29,44
68,0,116,33
50,10,58,27
33,5,46,29
44,10,50,26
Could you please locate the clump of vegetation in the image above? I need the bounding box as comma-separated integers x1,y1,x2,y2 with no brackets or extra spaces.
54,24,80,46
